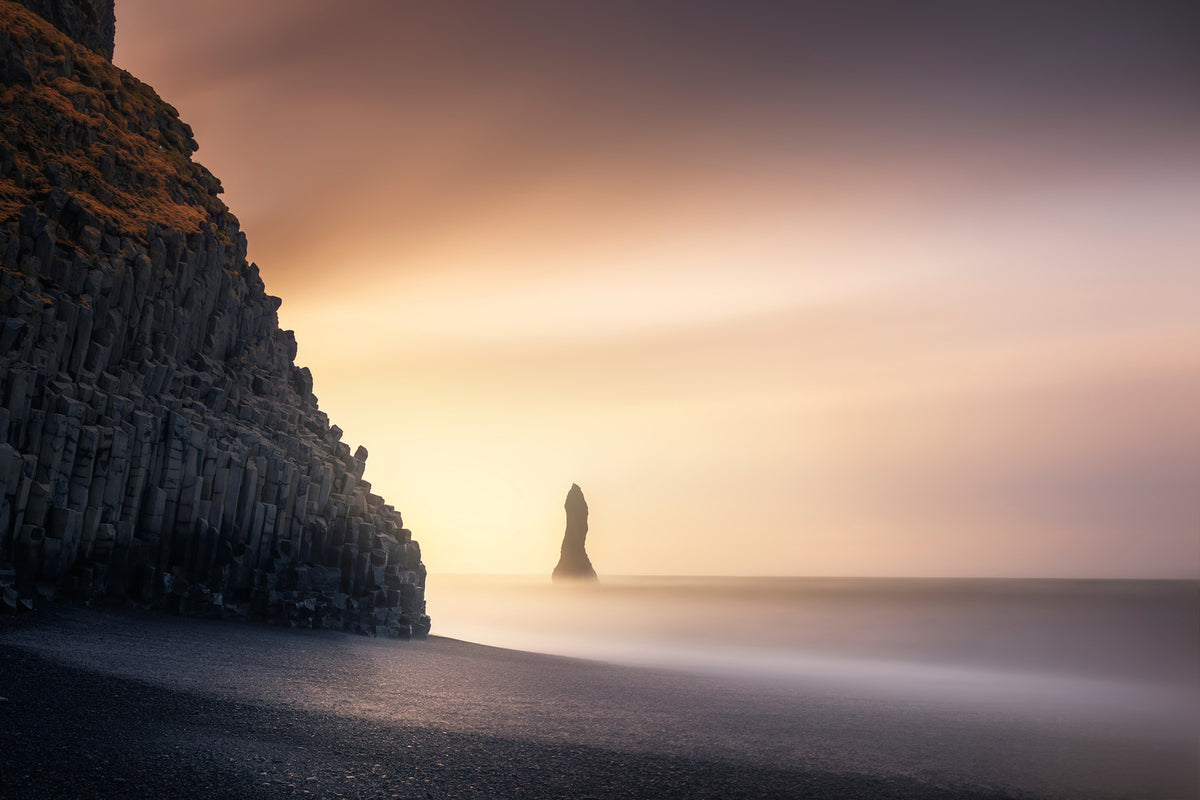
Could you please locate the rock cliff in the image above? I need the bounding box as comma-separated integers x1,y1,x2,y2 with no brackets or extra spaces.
552,483,597,581
0,0,430,637
12,0,112,59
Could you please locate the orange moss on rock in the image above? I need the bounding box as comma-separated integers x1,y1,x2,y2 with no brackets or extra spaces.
0,1,232,242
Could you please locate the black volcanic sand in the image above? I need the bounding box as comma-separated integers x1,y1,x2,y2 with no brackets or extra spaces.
0,607,1133,800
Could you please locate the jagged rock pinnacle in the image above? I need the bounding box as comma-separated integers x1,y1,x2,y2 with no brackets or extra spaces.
552,483,597,581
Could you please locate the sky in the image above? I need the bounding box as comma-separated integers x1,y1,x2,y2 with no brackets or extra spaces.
114,1,1199,578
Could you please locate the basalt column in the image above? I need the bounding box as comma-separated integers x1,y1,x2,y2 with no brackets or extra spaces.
0,0,429,637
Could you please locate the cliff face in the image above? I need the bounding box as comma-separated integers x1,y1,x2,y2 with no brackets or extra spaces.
0,1,430,637
12,0,112,59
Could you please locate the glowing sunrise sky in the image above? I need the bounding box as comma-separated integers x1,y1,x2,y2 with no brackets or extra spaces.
114,1,1199,577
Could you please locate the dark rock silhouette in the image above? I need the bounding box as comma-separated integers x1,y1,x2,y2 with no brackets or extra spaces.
13,0,114,59
552,483,597,581
0,2,429,637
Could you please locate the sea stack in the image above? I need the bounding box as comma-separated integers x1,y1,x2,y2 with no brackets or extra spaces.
552,483,597,581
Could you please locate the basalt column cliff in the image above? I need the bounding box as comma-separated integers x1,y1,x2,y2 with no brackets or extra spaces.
0,1,430,637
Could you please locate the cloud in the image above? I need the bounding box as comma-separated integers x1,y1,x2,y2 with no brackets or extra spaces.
114,0,1200,576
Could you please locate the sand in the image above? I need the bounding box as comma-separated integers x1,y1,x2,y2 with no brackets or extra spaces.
0,607,1192,799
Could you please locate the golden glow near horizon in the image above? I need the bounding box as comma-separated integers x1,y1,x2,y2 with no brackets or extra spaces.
115,1,1200,577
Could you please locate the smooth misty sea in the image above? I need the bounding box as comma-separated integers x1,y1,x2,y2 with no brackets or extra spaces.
431,574,1199,797
431,575,1197,688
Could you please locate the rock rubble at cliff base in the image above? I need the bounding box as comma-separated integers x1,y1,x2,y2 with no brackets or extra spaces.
0,0,429,637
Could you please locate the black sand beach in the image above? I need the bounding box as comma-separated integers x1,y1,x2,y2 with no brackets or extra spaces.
0,607,1191,800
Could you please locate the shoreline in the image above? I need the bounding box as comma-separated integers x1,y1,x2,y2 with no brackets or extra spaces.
1,606,1195,799
0,640,1026,800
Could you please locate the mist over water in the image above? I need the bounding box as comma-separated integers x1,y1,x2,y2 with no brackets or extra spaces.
432,576,1195,681
432,576,1198,748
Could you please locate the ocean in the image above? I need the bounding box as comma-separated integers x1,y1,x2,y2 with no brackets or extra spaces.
430,574,1199,796
430,575,1197,687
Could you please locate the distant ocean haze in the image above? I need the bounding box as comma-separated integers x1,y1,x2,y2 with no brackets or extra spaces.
428,575,1199,796
430,574,1193,742
429,575,1197,687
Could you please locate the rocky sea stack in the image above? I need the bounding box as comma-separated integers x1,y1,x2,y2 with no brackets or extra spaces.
0,0,430,637
552,483,597,581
